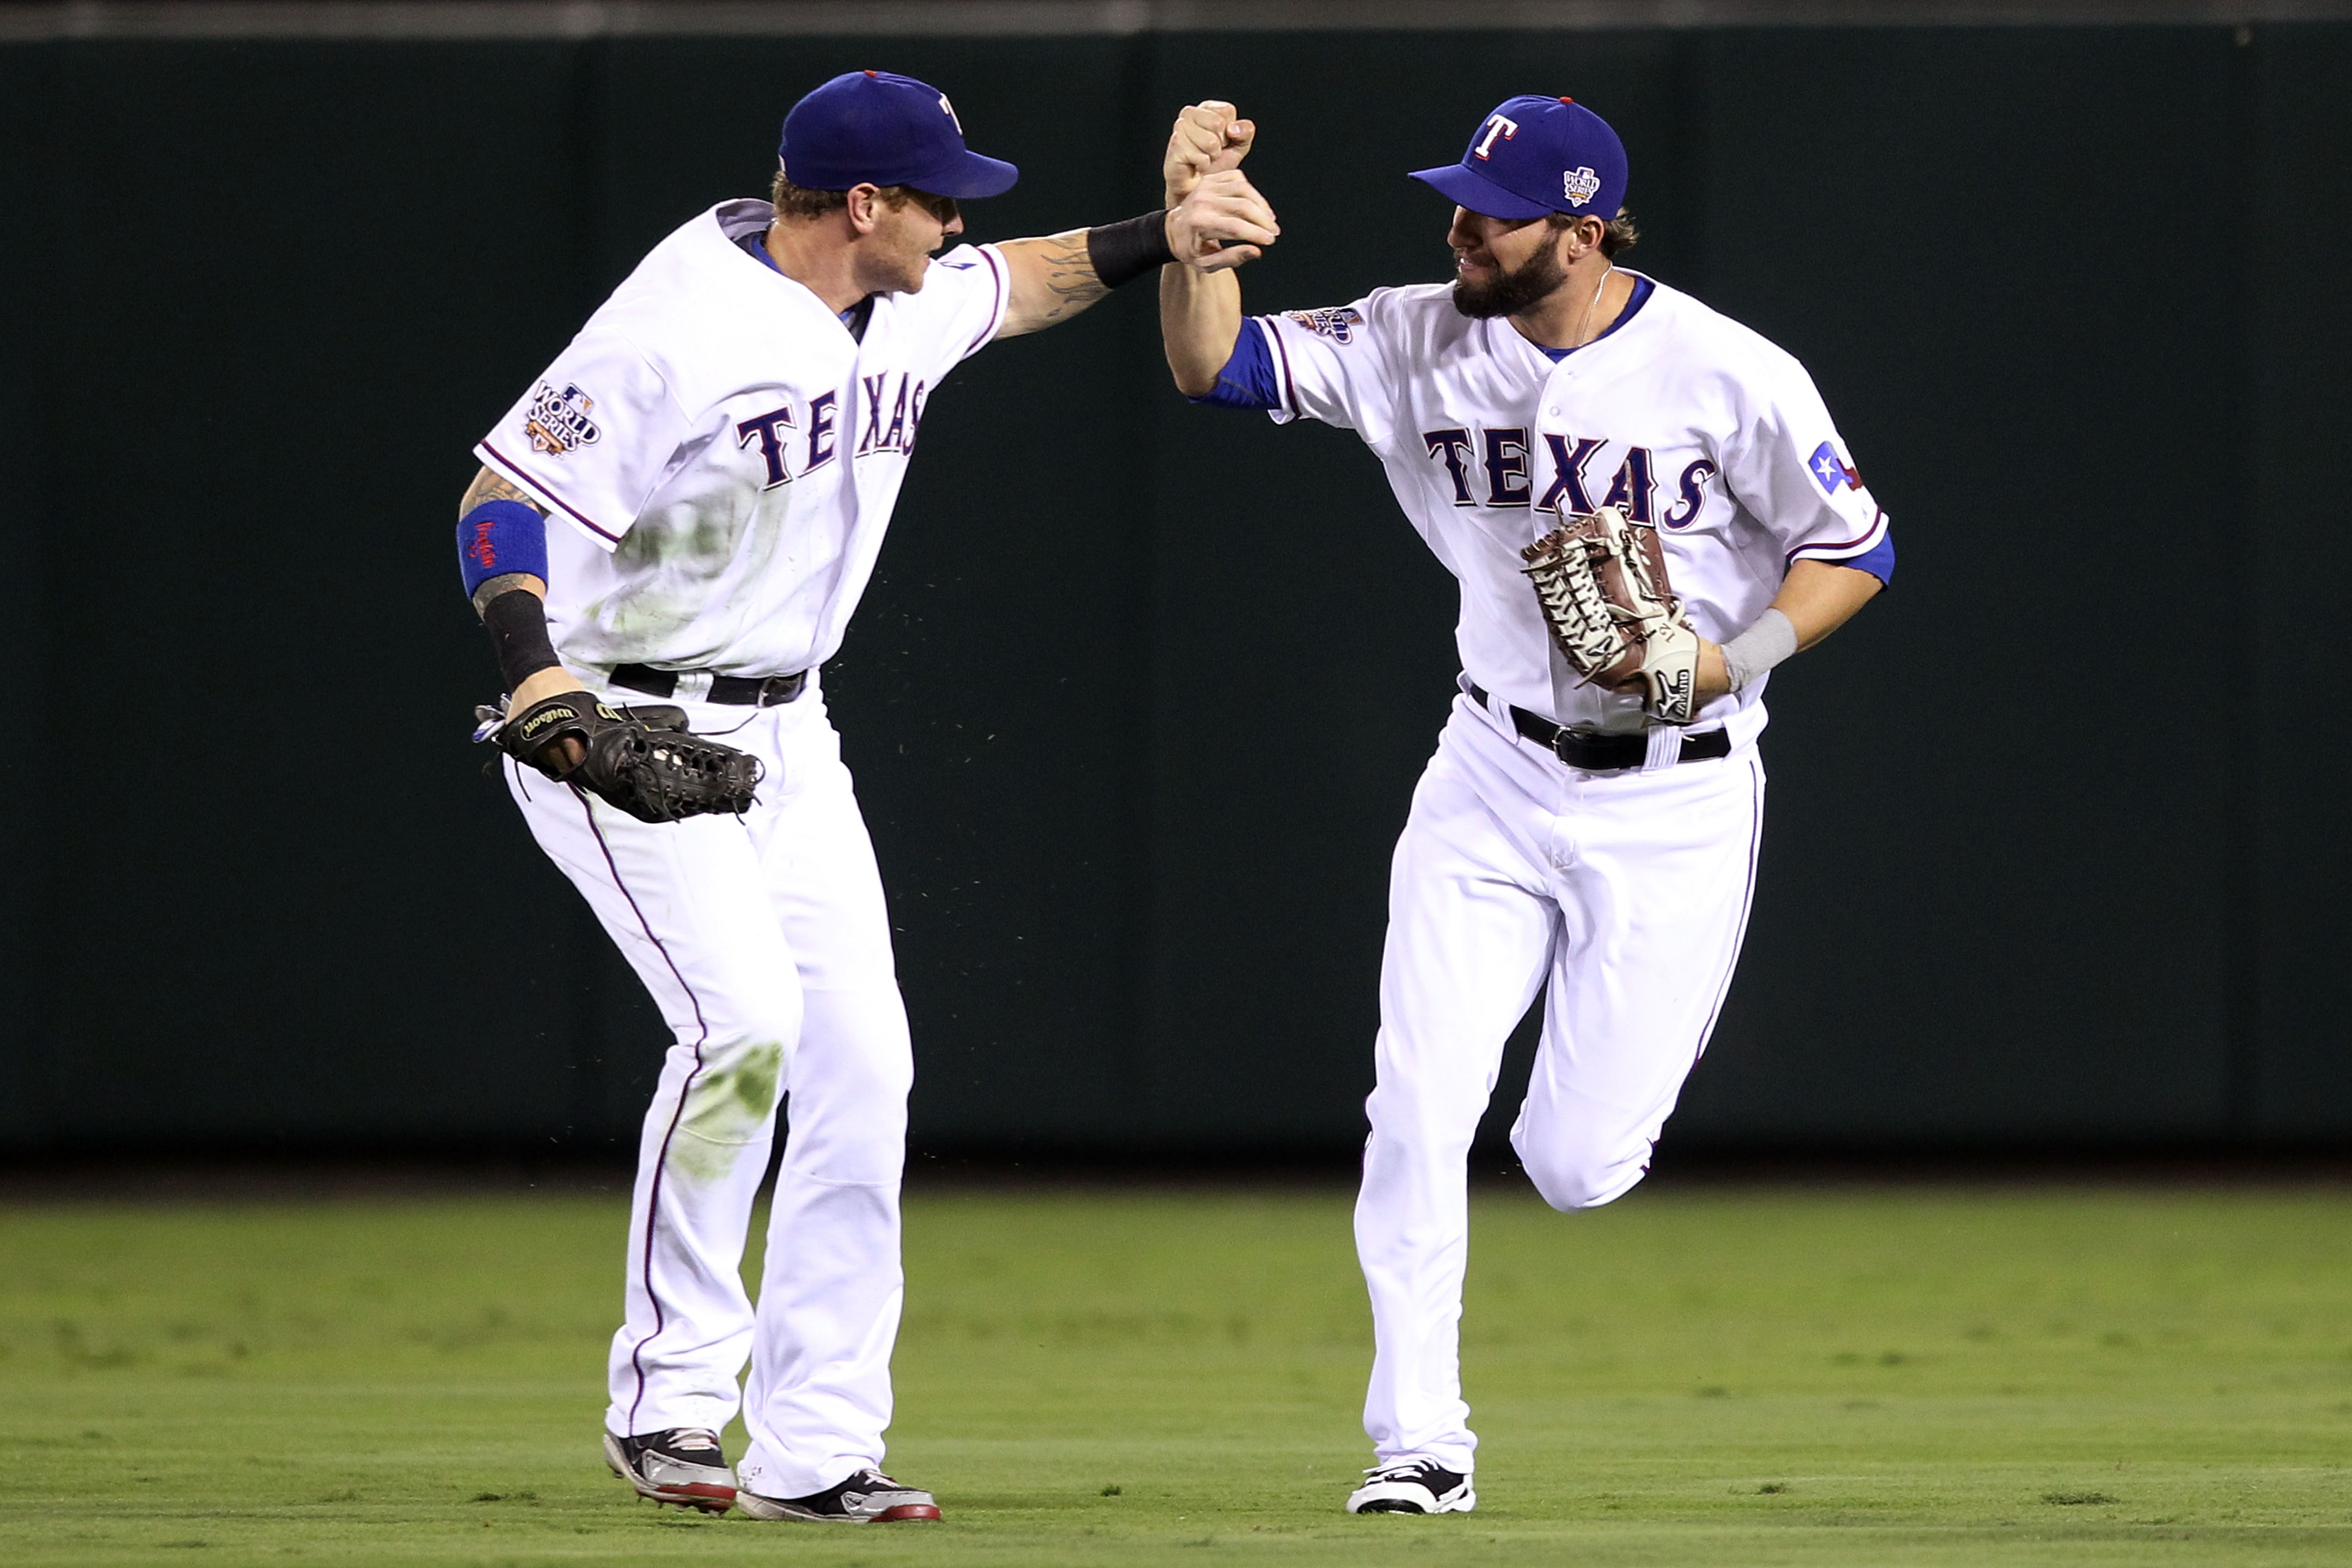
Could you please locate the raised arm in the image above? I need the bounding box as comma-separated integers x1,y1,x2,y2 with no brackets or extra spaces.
1160,101,1262,395
995,100,1276,341
994,229,1121,338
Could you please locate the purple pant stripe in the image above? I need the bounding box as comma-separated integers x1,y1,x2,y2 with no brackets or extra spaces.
575,784,717,1435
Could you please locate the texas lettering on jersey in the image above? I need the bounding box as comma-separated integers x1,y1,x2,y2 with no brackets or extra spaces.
732,371,928,490
1420,426,1722,529
1253,274,1890,735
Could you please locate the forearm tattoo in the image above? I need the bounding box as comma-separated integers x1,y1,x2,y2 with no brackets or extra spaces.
458,465,544,518
1029,229,1109,321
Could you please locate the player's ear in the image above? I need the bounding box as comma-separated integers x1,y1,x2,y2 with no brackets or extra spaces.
1554,212,1603,260
844,183,885,236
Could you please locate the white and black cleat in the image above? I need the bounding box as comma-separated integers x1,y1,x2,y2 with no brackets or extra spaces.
1346,1457,1476,1514
735,1466,941,1523
603,1426,737,1514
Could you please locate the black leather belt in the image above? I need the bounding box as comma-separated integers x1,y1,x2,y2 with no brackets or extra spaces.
1466,682,1731,771
610,663,808,707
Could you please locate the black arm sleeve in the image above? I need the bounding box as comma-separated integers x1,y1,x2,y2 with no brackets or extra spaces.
1086,211,1175,289
481,587,561,691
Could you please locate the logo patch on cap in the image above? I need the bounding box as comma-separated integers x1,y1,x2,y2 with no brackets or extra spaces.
938,93,961,133
1562,166,1602,207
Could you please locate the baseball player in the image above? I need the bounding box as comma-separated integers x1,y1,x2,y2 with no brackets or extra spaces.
1160,97,1891,1514
455,74,1277,1524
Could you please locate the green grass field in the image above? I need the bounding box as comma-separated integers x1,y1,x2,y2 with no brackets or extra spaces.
2,1181,2349,1566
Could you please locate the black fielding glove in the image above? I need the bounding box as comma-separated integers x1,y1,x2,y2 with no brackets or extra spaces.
493,691,761,824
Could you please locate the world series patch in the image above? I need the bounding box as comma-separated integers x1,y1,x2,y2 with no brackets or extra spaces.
525,381,603,457
1284,306,1364,343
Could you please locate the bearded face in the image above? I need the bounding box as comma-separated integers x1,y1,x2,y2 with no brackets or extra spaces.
1450,232,1569,320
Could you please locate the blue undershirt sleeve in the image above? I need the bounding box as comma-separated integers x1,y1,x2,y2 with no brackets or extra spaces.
1835,532,1896,587
1187,320,1283,410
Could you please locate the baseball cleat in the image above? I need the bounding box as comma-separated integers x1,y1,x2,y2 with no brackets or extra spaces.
1346,1458,1476,1514
603,1427,736,1513
734,1466,941,1523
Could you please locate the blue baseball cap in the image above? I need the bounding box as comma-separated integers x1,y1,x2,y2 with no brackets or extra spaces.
779,70,1019,199
1409,95,1628,222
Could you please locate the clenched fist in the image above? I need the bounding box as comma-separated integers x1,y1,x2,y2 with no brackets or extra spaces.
1165,99,1254,205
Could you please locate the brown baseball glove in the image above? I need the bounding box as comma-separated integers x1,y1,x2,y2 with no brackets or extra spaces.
1520,503,1702,725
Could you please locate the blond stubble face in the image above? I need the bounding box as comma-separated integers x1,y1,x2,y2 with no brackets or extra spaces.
855,197,961,296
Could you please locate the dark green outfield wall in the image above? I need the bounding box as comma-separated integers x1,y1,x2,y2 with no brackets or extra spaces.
1,24,2346,1154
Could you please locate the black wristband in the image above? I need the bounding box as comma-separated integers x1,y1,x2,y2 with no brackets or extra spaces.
482,587,562,692
1086,210,1175,290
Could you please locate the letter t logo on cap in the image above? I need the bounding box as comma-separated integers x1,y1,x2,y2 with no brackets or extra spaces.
1473,113,1519,160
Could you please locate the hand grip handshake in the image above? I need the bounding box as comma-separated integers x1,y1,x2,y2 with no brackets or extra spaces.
1163,100,1280,273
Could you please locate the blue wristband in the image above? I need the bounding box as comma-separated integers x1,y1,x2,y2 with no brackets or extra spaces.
457,499,549,598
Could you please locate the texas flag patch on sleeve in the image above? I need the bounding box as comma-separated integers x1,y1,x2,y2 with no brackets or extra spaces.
1808,440,1860,493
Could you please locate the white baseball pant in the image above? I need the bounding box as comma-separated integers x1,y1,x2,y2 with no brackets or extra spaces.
506,687,911,1501
1356,694,1765,1474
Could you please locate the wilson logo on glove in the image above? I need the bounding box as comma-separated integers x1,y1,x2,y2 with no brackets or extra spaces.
491,692,761,824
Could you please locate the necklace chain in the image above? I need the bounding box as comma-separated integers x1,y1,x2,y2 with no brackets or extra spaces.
1567,264,1614,351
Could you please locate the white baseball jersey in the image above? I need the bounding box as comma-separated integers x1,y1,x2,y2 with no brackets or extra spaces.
475,199,1010,682
1253,273,1889,737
